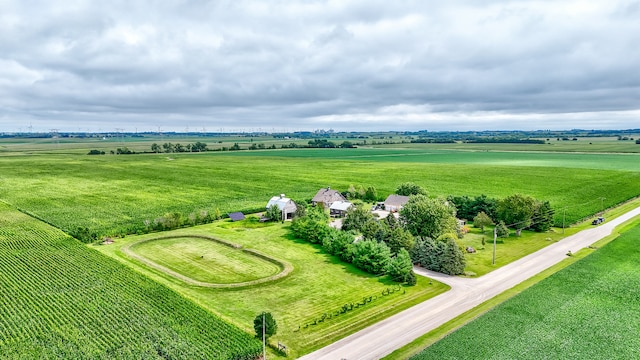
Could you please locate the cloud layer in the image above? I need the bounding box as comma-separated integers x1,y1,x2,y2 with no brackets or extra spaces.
1,0,639,132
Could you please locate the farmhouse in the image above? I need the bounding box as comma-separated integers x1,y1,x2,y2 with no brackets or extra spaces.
383,194,410,212
312,187,346,208
329,201,354,218
266,194,297,220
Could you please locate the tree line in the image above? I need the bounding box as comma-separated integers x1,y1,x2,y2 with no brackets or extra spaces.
290,182,555,280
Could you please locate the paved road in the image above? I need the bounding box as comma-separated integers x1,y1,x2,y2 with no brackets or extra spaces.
299,206,640,360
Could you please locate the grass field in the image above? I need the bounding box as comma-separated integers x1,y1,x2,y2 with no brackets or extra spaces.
410,221,640,360
129,236,282,284
0,202,261,359
0,148,638,240
94,219,450,358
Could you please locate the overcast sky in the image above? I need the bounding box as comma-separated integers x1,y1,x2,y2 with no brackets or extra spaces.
1,0,639,133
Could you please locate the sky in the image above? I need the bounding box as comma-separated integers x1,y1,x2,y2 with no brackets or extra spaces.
1,0,639,133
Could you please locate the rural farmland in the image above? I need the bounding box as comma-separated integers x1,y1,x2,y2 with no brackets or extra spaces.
0,133,639,359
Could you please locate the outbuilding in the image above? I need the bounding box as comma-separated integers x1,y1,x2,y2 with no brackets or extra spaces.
266,194,297,220
329,201,354,218
383,194,410,212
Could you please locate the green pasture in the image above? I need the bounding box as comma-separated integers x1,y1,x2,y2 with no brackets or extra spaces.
129,236,281,284
94,219,450,358
0,202,261,359
410,221,640,360
0,149,638,239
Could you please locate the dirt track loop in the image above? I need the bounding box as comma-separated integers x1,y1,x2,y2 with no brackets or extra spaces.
299,206,640,360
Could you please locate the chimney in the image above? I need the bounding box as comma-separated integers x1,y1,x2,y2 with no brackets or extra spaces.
280,194,285,199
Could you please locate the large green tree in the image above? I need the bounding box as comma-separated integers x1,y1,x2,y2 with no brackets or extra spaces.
473,211,494,233
396,182,427,196
439,235,466,275
529,200,555,232
386,248,415,284
400,195,458,240
497,194,537,236
351,240,391,275
253,312,277,341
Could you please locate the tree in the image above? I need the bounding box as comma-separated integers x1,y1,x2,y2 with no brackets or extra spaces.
192,141,208,152
322,228,356,262
253,312,277,342
473,211,494,233
497,194,536,236
400,195,458,240
265,204,282,222
384,226,415,256
347,184,357,199
151,143,161,153
410,236,444,272
495,221,510,238
364,186,377,202
162,142,174,153
529,200,554,232
386,248,414,284
351,240,391,275
396,182,427,196
439,236,466,275
342,206,377,234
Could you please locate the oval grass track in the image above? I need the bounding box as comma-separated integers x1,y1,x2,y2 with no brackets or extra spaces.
123,235,293,288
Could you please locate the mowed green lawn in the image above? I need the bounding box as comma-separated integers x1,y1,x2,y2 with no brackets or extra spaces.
95,219,450,358
0,148,638,239
411,221,640,360
129,236,281,284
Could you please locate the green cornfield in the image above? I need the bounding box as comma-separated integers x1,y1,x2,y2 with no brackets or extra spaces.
0,149,638,240
0,202,261,359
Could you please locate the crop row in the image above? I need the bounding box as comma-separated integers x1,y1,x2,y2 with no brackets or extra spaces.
0,204,262,359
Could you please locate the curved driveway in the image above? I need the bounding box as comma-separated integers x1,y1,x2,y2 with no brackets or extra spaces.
299,206,640,360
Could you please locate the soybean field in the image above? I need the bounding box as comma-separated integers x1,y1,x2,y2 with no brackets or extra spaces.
411,221,640,360
0,148,638,240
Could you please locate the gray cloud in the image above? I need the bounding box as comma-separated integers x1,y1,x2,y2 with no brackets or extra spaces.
1,0,639,132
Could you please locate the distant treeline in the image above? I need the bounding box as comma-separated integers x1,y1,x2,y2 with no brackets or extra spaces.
464,138,546,144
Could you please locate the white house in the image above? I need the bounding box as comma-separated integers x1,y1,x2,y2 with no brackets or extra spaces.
266,194,297,220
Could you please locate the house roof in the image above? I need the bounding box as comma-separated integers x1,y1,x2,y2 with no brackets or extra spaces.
312,187,346,204
228,212,245,221
384,194,410,207
329,201,353,211
266,195,295,210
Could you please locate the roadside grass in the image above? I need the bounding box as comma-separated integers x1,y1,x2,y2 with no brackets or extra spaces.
386,214,640,360
129,236,281,284
94,219,450,358
458,226,572,276
0,150,638,239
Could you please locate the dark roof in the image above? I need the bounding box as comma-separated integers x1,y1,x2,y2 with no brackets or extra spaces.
228,212,245,221
312,187,346,204
384,194,410,207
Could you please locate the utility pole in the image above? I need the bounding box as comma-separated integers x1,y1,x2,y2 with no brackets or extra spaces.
599,197,606,215
562,208,566,234
492,226,497,265
263,313,266,360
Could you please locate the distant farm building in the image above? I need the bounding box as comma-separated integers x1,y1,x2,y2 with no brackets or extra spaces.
266,194,297,220
383,195,410,212
312,187,347,208
329,201,354,218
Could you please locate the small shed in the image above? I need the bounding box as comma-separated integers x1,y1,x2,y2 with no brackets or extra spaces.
228,212,245,222
329,201,354,218
383,194,410,212
312,187,346,208
266,194,297,220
